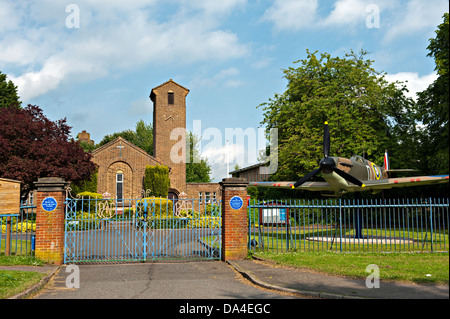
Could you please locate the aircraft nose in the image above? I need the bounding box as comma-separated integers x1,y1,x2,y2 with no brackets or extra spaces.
320,157,336,174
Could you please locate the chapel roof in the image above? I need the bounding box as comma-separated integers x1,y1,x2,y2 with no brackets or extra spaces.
92,136,167,168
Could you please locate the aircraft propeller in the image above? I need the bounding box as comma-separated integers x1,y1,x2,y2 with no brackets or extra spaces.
293,122,366,188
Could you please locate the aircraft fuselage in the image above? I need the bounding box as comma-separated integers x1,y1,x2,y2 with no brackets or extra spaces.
324,155,387,185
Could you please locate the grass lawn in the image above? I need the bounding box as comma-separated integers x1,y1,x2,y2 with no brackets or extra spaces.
1,239,33,256
253,251,449,285
0,256,46,299
248,227,449,252
0,270,45,299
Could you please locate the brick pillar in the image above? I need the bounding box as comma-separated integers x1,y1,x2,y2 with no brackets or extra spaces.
220,178,248,261
34,177,68,265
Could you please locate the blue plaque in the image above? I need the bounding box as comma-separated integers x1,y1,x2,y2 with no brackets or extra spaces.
229,196,243,210
42,197,57,212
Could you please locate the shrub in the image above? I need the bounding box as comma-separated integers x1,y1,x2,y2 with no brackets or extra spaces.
143,165,170,197
75,192,103,213
186,217,221,229
76,191,102,199
137,197,173,217
1,220,36,233
205,203,220,215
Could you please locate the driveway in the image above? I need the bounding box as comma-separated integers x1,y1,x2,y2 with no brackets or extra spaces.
33,261,301,299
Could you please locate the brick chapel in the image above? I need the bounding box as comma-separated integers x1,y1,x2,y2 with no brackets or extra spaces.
78,80,220,202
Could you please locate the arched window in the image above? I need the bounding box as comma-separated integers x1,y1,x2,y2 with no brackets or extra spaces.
116,170,123,203
168,90,174,105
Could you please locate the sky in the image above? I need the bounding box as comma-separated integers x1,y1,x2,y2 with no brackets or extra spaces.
1,0,448,182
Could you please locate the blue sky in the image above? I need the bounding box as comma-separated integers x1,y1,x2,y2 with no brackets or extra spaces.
1,0,448,181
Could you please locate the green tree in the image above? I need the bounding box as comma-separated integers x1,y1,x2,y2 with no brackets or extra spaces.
259,49,416,181
135,120,153,155
97,120,153,154
70,170,98,195
0,71,21,108
186,132,212,183
416,13,449,175
143,164,170,197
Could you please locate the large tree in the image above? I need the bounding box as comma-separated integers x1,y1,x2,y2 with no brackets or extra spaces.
259,49,416,181
416,13,449,175
0,105,97,196
96,119,153,154
0,71,21,109
186,132,212,183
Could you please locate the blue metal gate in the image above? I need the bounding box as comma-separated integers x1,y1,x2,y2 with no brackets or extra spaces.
64,194,221,263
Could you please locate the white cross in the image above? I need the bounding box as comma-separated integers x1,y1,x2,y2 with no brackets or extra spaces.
116,142,124,158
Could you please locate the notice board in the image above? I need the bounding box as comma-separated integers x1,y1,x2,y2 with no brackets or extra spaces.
0,178,21,215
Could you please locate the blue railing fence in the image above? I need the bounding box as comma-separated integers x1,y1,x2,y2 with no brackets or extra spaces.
248,198,449,253
0,201,36,257
3,196,448,259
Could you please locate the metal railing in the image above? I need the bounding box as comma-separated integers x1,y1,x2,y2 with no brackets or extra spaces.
64,196,222,263
248,198,449,253
0,202,36,257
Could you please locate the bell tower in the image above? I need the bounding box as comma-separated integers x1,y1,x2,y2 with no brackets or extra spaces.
150,79,189,193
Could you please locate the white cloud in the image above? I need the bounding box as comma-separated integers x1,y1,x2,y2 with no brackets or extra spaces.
191,0,247,16
1,1,249,101
262,0,379,31
322,0,368,26
0,1,21,32
9,57,69,101
383,0,449,42
384,71,438,100
262,0,448,38
261,0,319,31
202,142,248,181
198,125,268,181
191,67,242,88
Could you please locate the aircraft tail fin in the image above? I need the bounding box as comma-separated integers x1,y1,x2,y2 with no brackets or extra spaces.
383,149,389,171
383,150,419,176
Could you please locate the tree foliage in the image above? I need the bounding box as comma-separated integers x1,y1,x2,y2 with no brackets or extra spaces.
0,72,21,109
416,13,449,175
0,105,97,195
70,171,98,195
143,164,170,197
186,132,212,183
259,49,416,181
97,120,153,154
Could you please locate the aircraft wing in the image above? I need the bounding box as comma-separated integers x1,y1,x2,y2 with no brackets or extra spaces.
360,175,449,191
249,175,448,193
248,181,334,192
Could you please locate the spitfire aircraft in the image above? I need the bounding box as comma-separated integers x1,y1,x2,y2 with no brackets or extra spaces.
250,122,449,197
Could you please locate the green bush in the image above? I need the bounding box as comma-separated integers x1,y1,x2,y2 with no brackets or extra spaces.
186,216,221,229
76,191,102,199
143,165,170,197
74,191,103,213
205,203,220,215
137,197,173,217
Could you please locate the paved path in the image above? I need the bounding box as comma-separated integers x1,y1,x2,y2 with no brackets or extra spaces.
32,261,302,299
9,258,447,302
230,259,449,299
